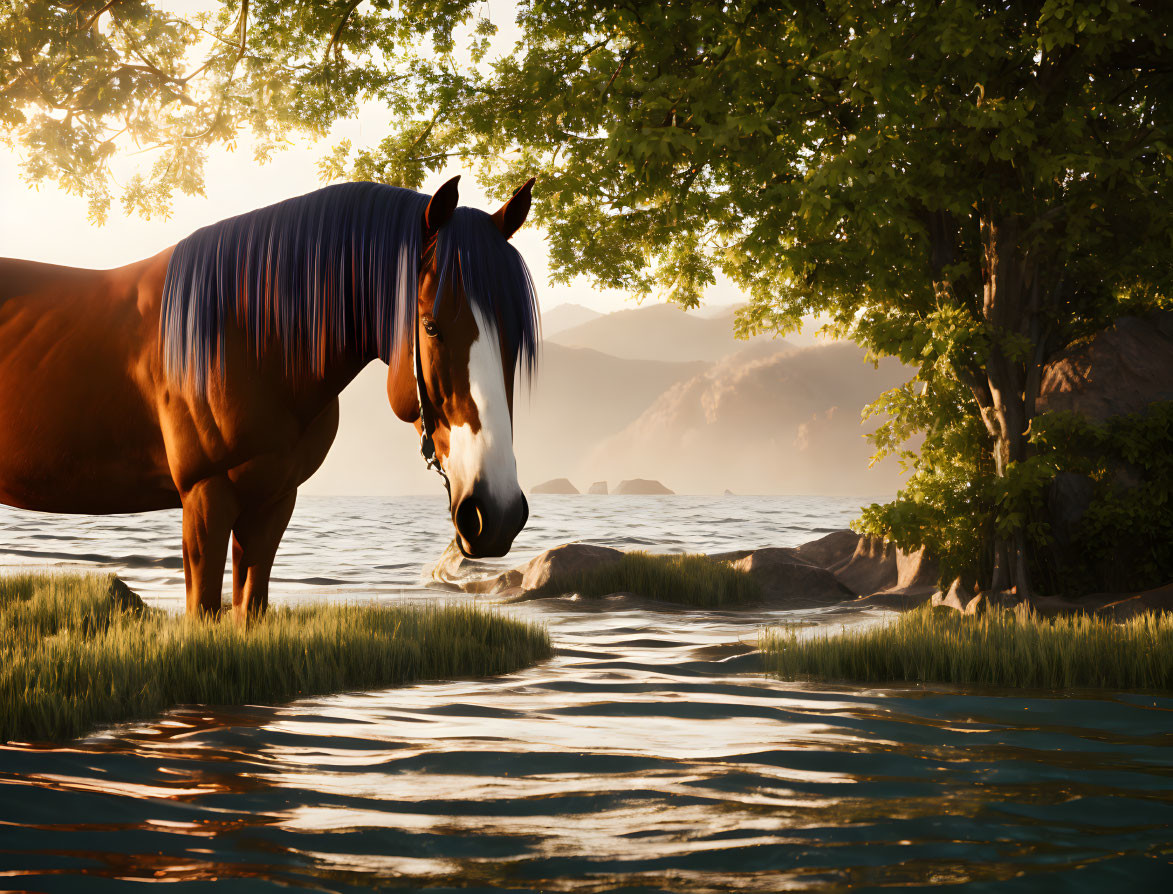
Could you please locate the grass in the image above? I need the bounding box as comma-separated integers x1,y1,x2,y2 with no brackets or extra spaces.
1,572,552,743
532,551,762,608
760,603,1173,690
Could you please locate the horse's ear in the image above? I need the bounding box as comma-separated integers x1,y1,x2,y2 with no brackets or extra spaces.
423,175,460,240
491,177,535,240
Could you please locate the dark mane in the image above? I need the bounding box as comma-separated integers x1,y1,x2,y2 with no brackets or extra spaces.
160,182,539,392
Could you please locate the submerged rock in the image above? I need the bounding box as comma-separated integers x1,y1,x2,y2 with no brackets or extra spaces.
613,478,674,495
463,543,624,596
531,478,580,494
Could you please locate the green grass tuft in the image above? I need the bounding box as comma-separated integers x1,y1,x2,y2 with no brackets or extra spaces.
760,604,1173,690
533,551,761,608
1,572,552,743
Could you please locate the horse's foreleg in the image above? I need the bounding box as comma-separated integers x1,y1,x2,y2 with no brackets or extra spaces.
231,490,296,623
181,476,239,617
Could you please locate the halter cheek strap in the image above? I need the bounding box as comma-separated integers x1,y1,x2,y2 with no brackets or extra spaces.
414,299,453,509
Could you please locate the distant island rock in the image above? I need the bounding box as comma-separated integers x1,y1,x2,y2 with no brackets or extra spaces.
614,478,674,495
587,481,608,495
531,478,580,494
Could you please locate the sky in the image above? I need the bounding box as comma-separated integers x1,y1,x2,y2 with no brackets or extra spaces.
0,0,751,318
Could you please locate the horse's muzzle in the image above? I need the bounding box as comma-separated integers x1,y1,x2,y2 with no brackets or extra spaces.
453,490,528,558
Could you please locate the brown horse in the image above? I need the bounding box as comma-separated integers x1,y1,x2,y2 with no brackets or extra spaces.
0,177,539,618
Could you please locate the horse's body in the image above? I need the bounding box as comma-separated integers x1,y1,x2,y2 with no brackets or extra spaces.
0,178,537,617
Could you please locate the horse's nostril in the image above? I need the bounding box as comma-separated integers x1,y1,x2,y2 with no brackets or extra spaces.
455,497,483,542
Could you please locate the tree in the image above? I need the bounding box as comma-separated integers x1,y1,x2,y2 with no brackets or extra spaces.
6,1,1172,596
1,0,474,219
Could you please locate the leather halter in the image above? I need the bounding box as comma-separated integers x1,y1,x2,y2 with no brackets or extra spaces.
414,259,453,509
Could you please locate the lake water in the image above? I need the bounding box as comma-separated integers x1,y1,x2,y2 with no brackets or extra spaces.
1,495,1171,891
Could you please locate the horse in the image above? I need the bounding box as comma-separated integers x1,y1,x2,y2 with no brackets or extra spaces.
0,176,540,618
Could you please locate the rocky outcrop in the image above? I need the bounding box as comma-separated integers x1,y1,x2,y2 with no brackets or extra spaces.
614,478,674,495
1037,312,1173,423
793,530,861,569
531,478,580,495
791,529,938,602
931,578,982,614
587,481,608,495
1036,311,1173,594
1097,583,1173,619
454,529,939,611
831,536,899,595
728,548,854,607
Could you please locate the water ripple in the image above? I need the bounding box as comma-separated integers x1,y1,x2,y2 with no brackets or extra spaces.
1,497,1172,890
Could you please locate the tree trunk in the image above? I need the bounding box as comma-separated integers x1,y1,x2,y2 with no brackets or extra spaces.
979,211,1044,600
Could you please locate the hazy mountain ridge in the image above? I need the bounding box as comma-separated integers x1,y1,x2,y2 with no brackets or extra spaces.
304,302,903,496
541,302,604,335
547,302,791,363
513,344,707,485
581,343,910,496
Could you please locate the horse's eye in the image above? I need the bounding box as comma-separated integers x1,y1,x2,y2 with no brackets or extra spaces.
423,319,439,338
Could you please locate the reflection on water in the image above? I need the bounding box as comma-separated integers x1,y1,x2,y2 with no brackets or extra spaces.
1,496,1172,890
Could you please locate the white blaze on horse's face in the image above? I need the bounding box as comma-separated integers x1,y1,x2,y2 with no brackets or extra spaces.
444,306,528,558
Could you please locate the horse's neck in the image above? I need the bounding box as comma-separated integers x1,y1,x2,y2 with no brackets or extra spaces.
0,257,107,301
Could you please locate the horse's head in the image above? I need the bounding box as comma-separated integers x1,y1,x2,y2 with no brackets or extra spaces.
388,177,539,557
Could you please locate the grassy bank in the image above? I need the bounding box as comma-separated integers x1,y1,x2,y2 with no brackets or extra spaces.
1,572,552,743
533,551,761,608
761,604,1173,690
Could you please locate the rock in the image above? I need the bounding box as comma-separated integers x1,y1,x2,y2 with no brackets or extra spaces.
1037,311,1173,423
531,477,580,494
788,530,940,605
832,535,898,596
723,488,735,496
793,529,861,570
1097,583,1173,619
463,542,624,595
706,548,756,562
931,578,972,612
587,481,609,495
979,589,1028,611
106,576,144,612
730,548,855,607
849,590,935,611
613,478,675,495
894,545,937,591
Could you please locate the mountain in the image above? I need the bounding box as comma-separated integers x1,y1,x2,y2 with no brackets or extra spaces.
547,302,790,363
541,302,604,336
513,344,706,487
303,305,901,498
303,343,707,495
580,343,911,495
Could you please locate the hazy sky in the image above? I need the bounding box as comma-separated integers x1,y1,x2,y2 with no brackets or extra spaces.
0,0,749,317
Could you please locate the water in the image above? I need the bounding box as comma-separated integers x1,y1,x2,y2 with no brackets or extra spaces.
1,496,1171,891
